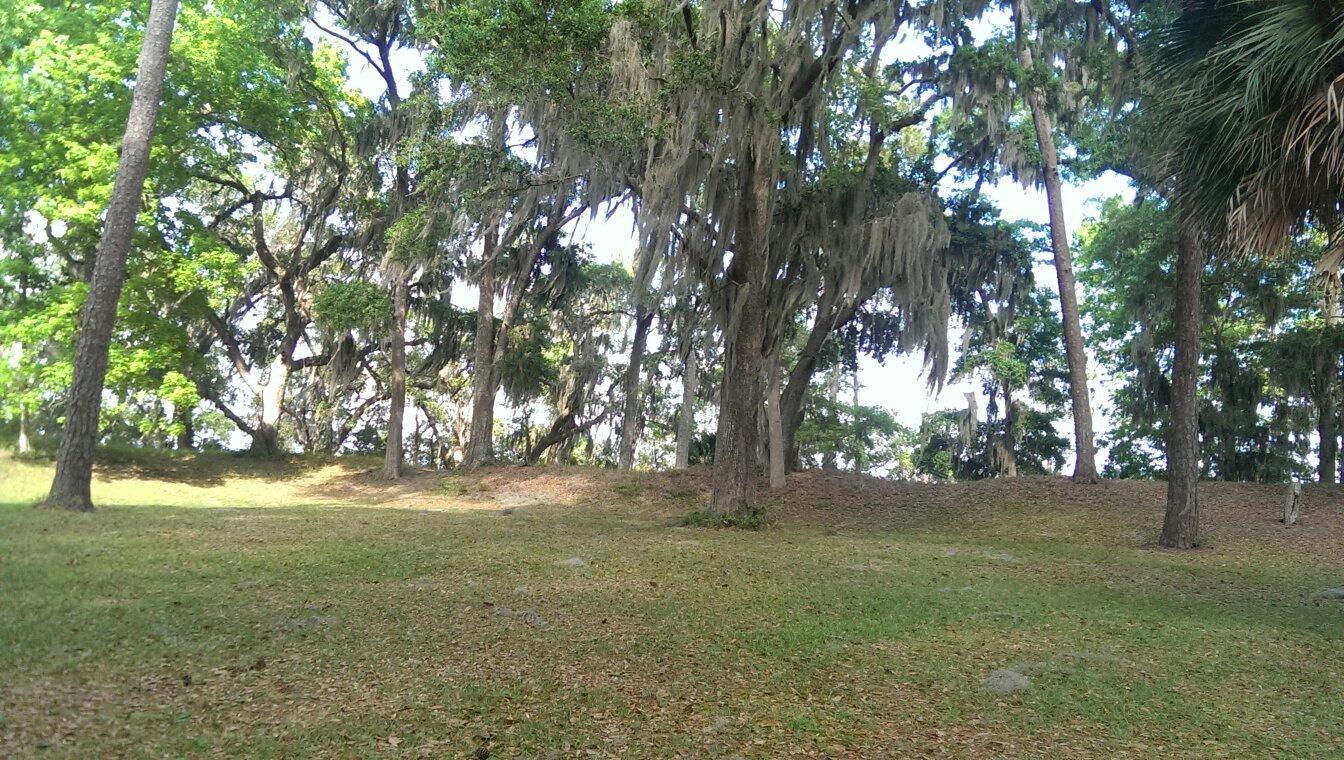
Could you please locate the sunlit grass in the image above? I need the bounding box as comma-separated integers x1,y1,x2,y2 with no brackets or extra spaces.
2,452,1342,757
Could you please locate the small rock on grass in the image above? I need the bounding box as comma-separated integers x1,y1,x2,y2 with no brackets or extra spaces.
980,668,1032,695
283,615,336,630
1317,588,1344,600
704,716,733,734
554,557,587,568
492,606,549,629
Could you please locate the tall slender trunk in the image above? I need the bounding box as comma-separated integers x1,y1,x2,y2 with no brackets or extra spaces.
765,359,786,490
380,271,408,478
46,0,179,510
1000,382,1018,478
17,407,32,455
1161,221,1203,549
821,366,839,471
465,238,498,469
1014,0,1099,484
850,364,862,473
675,341,699,469
249,357,288,457
1321,289,1341,484
617,307,654,470
709,146,773,517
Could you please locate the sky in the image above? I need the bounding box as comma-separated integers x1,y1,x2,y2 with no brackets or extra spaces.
318,17,1137,470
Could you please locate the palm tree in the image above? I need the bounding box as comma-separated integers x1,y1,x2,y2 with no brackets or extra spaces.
1147,0,1344,547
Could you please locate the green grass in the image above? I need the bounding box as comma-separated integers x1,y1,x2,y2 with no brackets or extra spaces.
2,452,1342,757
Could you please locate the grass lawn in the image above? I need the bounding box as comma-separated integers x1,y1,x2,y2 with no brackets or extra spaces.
2,451,1343,757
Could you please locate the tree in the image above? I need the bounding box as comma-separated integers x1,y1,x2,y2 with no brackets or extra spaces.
931,0,1143,482
312,0,418,479
1145,0,1344,546
1079,196,1332,484
1009,0,1099,482
45,0,179,510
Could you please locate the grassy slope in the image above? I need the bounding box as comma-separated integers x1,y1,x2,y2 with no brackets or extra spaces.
2,451,1342,758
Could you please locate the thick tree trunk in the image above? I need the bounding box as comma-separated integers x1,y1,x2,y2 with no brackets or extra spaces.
46,0,179,510
380,272,408,478
175,406,193,450
1015,0,1099,484
465,246,498,469
675,340,699,468
617,307,654,471
249,357,288,457
765,360,786,490
709,147,773,517
1161,222,1203,549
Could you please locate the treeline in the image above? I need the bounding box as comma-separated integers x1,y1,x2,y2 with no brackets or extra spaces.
3,0,1343,548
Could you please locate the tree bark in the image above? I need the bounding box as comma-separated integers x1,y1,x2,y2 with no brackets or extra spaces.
709,145,773,517
1320,288,1340,484
1320,389,1338,485
765,359,786,490
675,341,699,468
851,364,863,472
17,407,32,455
1161,221,1203,549
780,300,858,470
1015,0,1099,484
617,307,654,470
175,406,193,450
249,357,288,457
46,0,179,510
380,271,408,478
821,366,839,471
1000,383,1018,478
465,234,498,469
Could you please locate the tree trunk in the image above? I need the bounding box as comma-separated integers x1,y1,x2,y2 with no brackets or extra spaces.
249,357,288,457
1320,390,1338,485
765,360,786,490
1161,221,1203,549
821,366,839,471
675,339,699,468
780,302,856,471
175,406,193,450
1320,288,1340,484
1000,383,1018,478
617,307,654,470
850,364,863,473
709,146,773,517
1283,482,1302,526
1015,0,1099,484
17,407,32,455
465,238,498,469
380,272,408,478
46,0,179,510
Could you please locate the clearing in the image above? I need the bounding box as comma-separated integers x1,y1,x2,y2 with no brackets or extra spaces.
2,451,1342,757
